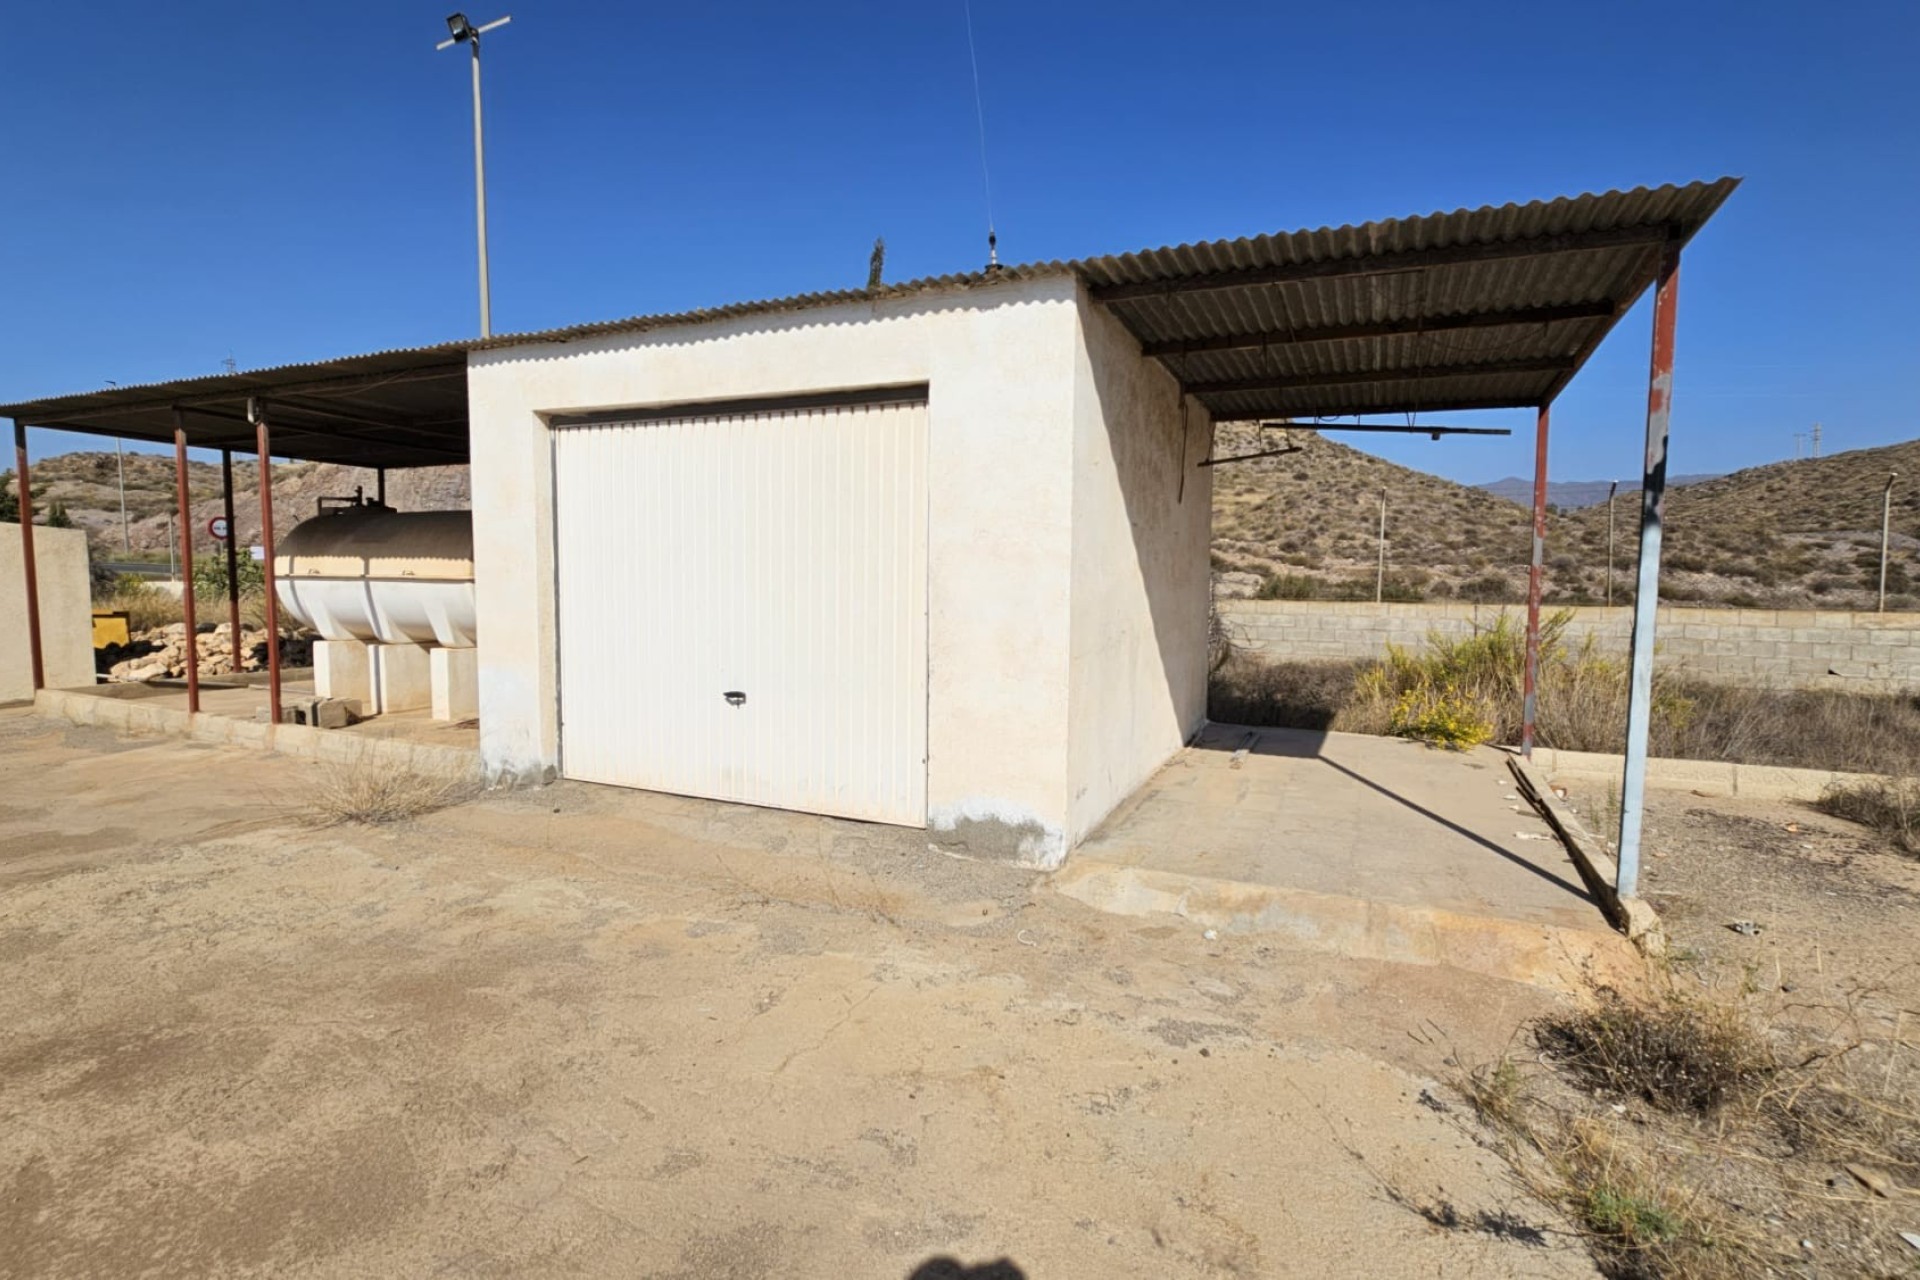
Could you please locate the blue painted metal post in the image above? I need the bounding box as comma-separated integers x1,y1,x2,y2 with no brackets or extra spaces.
1617,244,1681,899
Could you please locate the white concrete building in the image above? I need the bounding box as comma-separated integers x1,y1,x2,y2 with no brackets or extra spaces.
469,276,1212,865
3,181,1738,869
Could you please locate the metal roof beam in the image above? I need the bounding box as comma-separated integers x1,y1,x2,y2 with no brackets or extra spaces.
1183,356,1569,396
176,401,468,463
1139,301,1616,358
0,362,468,425
1090,225,1674,304
1202,394,1542,419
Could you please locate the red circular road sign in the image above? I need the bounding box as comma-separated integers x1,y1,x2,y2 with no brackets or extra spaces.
207,516,231,541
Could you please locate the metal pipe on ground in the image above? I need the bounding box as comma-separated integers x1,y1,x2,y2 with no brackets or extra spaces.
11,419,44,691
172,409,200,714
1616,244,1682,900
1522,404,1550,758
250,400,283,726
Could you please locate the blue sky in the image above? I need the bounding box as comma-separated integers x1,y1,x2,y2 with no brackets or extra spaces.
5,1,1915,485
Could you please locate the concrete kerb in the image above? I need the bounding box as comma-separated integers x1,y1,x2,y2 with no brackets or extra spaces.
1049,857,1637,994
1507,753,1664,956
32,688,481,781
1526,744,1883,803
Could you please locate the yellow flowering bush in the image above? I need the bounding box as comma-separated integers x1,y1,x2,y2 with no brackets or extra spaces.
1387,682,1495,749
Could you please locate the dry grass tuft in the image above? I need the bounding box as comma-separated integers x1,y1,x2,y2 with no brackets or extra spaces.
102,579,184,632
308,760,478,825
1548,1121,1761,1280
1459,1054,1529,1133
1537,990,1774,1116
1207,639,1920,773
1815,776,1920,855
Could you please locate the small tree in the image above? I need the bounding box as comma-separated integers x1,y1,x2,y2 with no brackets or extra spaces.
0,473,16,523
45,502,73,528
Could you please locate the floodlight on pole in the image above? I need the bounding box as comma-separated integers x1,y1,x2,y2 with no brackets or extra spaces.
436,13,512,338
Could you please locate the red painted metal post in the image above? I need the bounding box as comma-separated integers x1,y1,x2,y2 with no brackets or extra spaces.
253,402,283,726
12,420,44,691
173,411,201,714
220,450,243,674
1522,403,1550,758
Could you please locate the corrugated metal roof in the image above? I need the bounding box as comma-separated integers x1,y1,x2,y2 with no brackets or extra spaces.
1073,178,1739,420
0,179,1737,465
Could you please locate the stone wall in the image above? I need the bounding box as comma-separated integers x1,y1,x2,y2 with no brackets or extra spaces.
1218,600,1918,693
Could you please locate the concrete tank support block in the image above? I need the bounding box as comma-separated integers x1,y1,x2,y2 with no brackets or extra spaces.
314,639,372,704
431,647,478,722
370,643,432,714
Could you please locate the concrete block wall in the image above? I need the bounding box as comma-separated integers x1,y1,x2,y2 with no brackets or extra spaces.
1218,600,1919,693
2,524,96,702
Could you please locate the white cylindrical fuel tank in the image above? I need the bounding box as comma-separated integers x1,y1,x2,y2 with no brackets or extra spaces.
274,507,477,647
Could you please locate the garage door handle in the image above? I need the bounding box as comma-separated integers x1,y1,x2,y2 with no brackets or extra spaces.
723,691,747,706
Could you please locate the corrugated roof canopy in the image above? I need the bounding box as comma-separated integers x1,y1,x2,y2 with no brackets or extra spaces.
0,179,1735,466
0,345,473,468
1076,178,1739,422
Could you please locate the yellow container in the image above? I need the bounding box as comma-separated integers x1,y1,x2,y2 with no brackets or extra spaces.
92,610,131,649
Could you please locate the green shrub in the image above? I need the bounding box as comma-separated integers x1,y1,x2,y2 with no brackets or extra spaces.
1255,572,1318,601
191,553,265,599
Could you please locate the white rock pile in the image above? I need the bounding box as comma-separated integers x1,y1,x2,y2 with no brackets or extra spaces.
106,624,312,682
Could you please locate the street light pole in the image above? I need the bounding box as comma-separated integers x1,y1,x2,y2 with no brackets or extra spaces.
1605,479,1619,606
437,13,512,338
1375,489,1387,603
1881,472,1899,613
115,438,130,555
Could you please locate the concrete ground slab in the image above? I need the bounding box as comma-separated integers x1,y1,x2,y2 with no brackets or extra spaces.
0,709,1605,1278
1063,724,1627,987
48,679,477,753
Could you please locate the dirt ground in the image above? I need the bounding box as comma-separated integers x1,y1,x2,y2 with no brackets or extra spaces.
0,709,1608,1279
1542,779,1920,1275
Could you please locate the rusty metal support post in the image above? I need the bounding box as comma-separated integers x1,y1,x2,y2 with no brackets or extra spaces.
251,400,283,726
1522,404,1551,758
11,420,44,691
173,411,201,714
221,449,244,673
376,466,387,507
1617,244,1682,901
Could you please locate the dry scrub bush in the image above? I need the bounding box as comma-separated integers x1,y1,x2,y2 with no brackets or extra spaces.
1456,979,1920,1279
1537,990,1774,1115
1334,612,1674,752
1815,776,1920,855
102,579,184,632
1661,684,1920,777
1206,651,1362,731
1548,1121,1759,1280
308,760,477,825
1207,616,1920,771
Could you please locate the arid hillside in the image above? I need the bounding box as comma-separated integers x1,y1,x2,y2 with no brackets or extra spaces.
1209,423,1919,610
5,452,467,553
11,428,1918,611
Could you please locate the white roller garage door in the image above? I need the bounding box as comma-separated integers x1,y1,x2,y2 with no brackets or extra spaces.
552,394,929,826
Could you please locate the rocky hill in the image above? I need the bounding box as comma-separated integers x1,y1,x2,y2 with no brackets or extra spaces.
1209,423,1919,610
6,451,467,554
1564,439,1920,609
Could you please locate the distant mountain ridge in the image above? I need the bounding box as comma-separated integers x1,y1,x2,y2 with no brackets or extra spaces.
1476,474,1721,508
